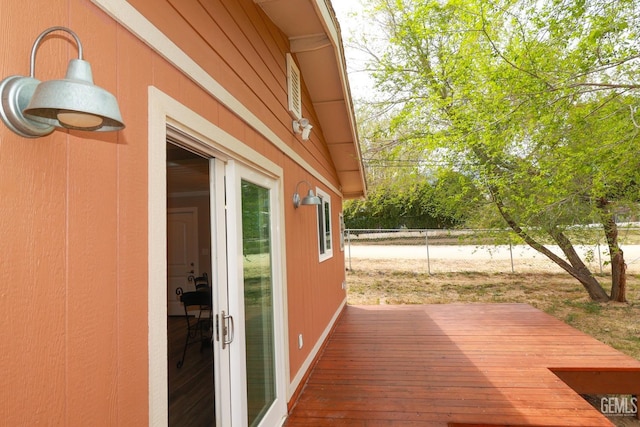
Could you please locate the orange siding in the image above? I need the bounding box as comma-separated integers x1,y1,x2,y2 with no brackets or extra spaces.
0,2,71,425
284,162,347,378
66,4,120,425
128,0,340,182
0,0,348,423
114,27,153,426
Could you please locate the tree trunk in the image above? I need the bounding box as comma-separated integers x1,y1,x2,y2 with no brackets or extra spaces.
599,198,627,302
610,250,627,302
548,228,611,302
492,194,610,302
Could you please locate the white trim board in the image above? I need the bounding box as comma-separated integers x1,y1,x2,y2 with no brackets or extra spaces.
91,0,342,197
147,86,290,426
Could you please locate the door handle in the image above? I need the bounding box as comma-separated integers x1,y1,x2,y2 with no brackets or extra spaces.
221,310,234,349
215,314,220,343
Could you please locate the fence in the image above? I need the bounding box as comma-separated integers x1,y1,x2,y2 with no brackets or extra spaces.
343,228,640,274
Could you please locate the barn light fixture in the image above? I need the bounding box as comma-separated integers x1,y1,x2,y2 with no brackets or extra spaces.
0,26,125,138
293,180,321,208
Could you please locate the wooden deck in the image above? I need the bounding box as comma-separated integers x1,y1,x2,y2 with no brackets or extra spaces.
285,304,640,426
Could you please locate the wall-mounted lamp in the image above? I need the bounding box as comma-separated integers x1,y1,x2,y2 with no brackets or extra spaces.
293,180,321,208
0,26,125,138
292,117,312,141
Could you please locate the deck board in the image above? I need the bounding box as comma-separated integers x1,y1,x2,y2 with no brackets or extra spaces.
285,304,640,426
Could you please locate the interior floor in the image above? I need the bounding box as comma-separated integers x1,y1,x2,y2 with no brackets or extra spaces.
168,315,215,426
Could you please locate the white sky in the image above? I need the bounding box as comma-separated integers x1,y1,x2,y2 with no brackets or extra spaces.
332,0,376,99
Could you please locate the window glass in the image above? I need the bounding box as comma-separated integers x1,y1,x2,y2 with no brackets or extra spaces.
316,188,332,261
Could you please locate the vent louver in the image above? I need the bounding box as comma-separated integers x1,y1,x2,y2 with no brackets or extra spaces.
286,53,302,120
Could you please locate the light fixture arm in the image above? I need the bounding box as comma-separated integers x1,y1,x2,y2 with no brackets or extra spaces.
294,180,310,196
293,180,322,208
29,27,83,79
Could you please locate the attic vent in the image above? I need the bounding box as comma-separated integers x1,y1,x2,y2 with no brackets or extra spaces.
286,53,302,120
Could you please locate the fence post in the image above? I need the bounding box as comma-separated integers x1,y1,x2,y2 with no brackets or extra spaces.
597,243,602,274
347,230,352,271
425,230,431,275
509,238,515,273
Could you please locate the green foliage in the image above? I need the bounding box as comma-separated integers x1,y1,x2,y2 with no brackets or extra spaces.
357,0,640,234
343,172,480,229
351,0,640,299
241,181,270,255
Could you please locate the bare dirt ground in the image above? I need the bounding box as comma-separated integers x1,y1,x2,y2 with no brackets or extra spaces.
346,244,640,274
345,258,640,426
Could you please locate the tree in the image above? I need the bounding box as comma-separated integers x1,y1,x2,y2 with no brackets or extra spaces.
357,0,640,302
343,171,480,229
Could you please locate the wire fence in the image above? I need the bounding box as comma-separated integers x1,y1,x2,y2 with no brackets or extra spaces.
344,228,640,274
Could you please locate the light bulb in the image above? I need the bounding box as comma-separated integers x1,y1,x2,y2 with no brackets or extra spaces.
57,110,103,129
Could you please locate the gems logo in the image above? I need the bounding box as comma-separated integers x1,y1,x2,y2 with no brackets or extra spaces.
600,396,638,416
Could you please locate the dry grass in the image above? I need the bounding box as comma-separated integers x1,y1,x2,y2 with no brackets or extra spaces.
346,260,640,361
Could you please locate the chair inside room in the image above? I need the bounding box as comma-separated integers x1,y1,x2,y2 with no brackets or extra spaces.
191,272,209,291
191,272,212,330
175,285,213,369
187,271,212,319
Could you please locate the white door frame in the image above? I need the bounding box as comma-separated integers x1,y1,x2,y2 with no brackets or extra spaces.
211,157,232,425
147,87,289,426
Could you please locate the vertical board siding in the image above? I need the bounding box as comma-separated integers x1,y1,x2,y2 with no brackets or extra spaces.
114,27,154,426
67,2,120,424
284,162,347,379
0,1,69,425
1,0,349,424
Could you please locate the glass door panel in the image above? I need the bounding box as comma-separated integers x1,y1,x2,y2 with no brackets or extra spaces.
227,161,286,427
241,180,275,426
166,143,215,426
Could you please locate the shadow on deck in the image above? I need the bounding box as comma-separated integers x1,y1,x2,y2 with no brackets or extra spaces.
285,303,640,426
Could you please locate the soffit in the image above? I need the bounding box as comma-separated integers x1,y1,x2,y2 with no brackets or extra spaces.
254,0,366,199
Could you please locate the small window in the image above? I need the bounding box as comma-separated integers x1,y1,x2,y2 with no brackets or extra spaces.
339,213,345,251
316,188,333,261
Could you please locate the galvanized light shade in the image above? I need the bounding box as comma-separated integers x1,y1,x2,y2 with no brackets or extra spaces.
0,26,124,138
24,58,124,131
293,180,321,208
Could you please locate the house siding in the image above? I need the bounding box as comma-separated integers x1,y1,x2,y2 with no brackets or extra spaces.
127,0,340,184
0,0,348,424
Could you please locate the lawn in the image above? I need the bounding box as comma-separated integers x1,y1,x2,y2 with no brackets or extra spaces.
346,266,640,361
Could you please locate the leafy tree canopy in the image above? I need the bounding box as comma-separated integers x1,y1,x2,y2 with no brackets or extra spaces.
343,170,481,229
350,0,640,301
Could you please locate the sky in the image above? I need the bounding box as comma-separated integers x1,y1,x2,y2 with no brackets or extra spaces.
331,0,375,99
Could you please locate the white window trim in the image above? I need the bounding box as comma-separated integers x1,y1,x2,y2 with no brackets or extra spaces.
339,212,345,252
316,188,333,262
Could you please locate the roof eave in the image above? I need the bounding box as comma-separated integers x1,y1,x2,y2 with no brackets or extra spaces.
253,0,367,199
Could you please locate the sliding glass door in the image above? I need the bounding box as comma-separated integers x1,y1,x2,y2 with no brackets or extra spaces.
226,161,286,427
241,180,276,426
